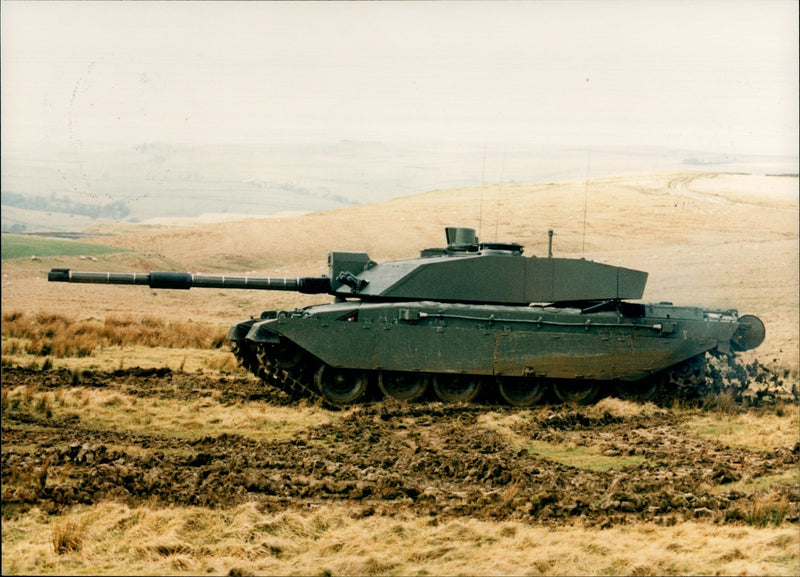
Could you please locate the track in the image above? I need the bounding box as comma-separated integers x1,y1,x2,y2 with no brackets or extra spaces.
232,340,795,408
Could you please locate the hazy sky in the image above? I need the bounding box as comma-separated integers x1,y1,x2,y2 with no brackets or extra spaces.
2,0,798,156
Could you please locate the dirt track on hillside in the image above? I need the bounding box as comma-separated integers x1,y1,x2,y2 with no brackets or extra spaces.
3,367,797,527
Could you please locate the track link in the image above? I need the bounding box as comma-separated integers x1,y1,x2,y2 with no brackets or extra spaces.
231,340,341,410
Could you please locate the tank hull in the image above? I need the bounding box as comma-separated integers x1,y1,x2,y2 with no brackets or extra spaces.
230,300,740,385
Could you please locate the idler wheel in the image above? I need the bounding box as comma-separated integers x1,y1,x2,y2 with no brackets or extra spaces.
432,374,483,403
553,379,599,405
731,314,766,352
314,365,369,406
378,372,430,401
498,377,546,407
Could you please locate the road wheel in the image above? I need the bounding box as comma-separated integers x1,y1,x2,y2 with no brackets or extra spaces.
432,374,483,403
378,372,430,401
498,377,546,407
315,365,369,406
553,379,599,405
619,373,664,402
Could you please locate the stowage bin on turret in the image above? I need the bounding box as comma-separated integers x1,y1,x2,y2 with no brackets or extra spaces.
49,226,765,407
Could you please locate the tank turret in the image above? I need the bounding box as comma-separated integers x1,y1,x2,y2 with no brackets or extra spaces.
50,226,648,305
47,226,765,408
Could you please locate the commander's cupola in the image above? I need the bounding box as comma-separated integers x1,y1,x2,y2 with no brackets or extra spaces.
420,226,523,257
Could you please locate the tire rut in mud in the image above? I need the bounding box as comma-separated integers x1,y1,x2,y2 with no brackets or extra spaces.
2,366,798,527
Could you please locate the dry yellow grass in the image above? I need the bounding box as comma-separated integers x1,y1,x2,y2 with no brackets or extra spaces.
1,311,227,358
681,403,800,451
1,344,238,374
2,501,798,576
2,384,333,444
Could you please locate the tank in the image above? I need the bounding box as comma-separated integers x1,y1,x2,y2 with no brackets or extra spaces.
48,226,765,407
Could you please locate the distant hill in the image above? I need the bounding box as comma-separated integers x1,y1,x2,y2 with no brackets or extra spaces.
3,141,796,233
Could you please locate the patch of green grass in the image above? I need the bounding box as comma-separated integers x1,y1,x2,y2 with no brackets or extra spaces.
1,233,129,260
524,439,646,472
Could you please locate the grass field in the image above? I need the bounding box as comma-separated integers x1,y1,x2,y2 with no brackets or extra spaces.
1,234,130,261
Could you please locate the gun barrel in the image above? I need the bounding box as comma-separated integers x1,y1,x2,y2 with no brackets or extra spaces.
47,268,331,294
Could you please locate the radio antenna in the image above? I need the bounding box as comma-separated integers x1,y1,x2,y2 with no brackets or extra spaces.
478,146,486,240
581,149,591,256
494,150,505,241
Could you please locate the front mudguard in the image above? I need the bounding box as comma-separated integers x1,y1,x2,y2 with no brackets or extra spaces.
244,319,281,344
226,319,256,342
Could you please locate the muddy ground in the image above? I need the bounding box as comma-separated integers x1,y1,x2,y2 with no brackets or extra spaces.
2,366,797,528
